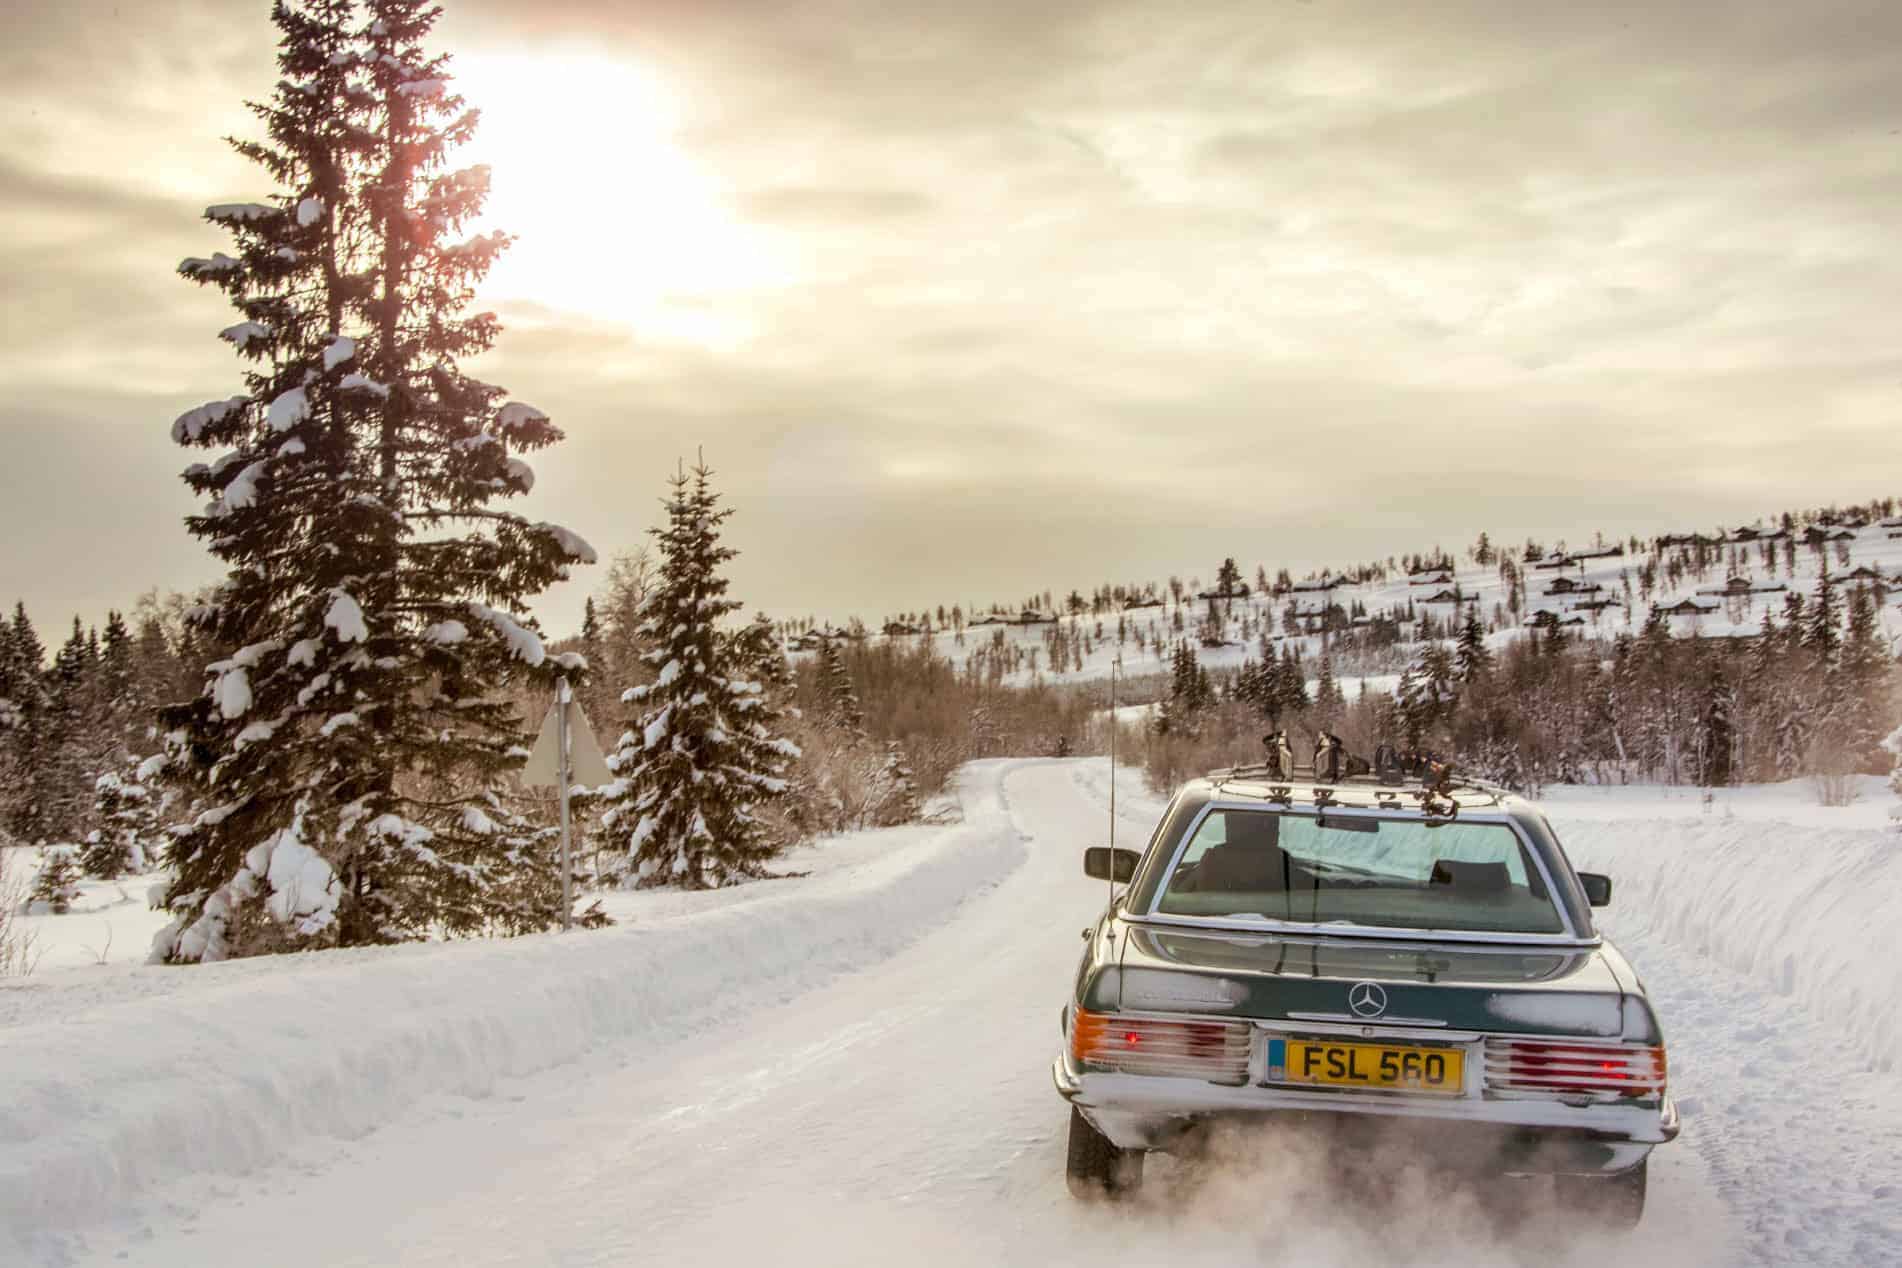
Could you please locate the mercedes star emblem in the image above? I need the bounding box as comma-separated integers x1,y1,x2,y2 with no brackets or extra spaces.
1347,981,1388,1019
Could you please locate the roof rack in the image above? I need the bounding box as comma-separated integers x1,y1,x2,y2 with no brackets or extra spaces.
1203,760,1509,820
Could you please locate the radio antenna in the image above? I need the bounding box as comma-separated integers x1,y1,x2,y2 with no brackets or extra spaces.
1108,655,1120,909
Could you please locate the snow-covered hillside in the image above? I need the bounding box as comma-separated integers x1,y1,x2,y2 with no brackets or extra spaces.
820,514,1902,693
5,761,1898,1265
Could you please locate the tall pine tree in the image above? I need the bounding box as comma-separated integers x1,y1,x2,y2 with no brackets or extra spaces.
157,0,592,961
601,462,799,888
2,604,51,842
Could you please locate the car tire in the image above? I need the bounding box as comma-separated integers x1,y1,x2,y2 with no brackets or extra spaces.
1554,1158,1646,1230
1065,1106,1144,1199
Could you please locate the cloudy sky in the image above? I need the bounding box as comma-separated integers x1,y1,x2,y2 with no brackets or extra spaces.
4,0,1899,637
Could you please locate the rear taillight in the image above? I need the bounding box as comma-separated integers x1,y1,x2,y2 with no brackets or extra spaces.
1484,1037,1667,1099
1069,1008,1251,1083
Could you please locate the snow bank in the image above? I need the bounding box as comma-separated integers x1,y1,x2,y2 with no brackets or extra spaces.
0,763,1029,1253
1549,800,1902,1075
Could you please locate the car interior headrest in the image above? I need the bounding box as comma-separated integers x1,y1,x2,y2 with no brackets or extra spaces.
1428,860,1510,893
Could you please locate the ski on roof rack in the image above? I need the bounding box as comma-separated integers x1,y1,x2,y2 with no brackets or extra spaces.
1205,737,1495,820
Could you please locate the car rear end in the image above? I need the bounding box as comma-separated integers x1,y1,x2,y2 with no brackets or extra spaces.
1057,942,1681,1178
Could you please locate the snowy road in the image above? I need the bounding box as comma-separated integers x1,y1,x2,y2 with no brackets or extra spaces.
18,761,1899,1265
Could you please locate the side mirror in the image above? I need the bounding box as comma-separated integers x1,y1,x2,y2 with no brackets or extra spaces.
1577,871,1612,908
1084,847,1138,884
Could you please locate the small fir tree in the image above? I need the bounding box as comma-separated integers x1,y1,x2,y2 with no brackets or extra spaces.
1456,611,1492,681
819,637,866,737
28,846,83,915
730,612,792,696
82,756,165,878
874,740,920,825
601,462,800,888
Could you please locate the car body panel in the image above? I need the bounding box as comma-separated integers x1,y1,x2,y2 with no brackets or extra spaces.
1114,922,1628,1037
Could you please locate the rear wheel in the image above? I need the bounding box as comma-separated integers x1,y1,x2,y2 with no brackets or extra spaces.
1554,1158,1647,1230
1065,1106,1144,1199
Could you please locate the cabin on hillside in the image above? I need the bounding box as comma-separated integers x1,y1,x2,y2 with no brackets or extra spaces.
1696,576,1787,597
1530,610,1586,629
1818,510,1869,529
1123,595,1164,610
882,621,922,637
1016,609,1057,625
1543,577,1602,596
1532,554,1573,570
1843,565,1886,584
1407,571,1454,586
1290,577,1339,593
1570,544,1626,560
1196,585,1250,601
1657,597,1718,617
1801,526,1857,546
1420,588,1474,604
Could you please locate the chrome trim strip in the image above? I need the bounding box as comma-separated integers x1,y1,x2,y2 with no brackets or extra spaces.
1139,797,1588,944
1286,1011,1449,1027
1127,910,1601,948
1254,1018,1484,1042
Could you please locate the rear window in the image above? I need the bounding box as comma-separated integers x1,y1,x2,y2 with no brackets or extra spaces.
1153,809,1565,935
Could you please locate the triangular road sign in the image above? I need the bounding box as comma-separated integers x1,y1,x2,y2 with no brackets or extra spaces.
522,692,615,789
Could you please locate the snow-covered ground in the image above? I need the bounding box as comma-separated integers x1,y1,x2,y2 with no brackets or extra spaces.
4,763,1899,1265
7,864,171,973
841,515,1902,688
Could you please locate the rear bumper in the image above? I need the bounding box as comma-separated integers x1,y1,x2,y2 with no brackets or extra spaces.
1053,1056,1678,1175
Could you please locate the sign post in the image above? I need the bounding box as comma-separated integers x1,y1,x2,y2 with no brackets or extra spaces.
556,677,573,931
522,678,612,932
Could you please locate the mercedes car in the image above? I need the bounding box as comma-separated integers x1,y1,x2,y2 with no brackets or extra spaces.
1054,766,1677,1226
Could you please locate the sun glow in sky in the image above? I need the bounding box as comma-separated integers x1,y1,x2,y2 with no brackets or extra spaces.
453,52,782,344
4,0,1902,639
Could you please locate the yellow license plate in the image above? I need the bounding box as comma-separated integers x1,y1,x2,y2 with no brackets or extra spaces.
1268,1038,1464,1094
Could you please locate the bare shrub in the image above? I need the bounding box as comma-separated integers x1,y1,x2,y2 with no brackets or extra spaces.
794,640,1105,804
0,844,45,978
1809,733,1862,807
1811,771,1857,807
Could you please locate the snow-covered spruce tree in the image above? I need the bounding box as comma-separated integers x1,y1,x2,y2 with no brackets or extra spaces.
28,845,82,916
601,463,799,888
82,754,167,879
731,612,792,697
3,605,53,843
0,609,32,841
158,0,592,960
1456,610,1491,681
42,618,100,843
818,637,866,736
875,741,919,823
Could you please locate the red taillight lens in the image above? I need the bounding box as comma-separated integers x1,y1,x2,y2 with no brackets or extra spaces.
1070,1008,1250,1082
1483,1038,1667,1098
